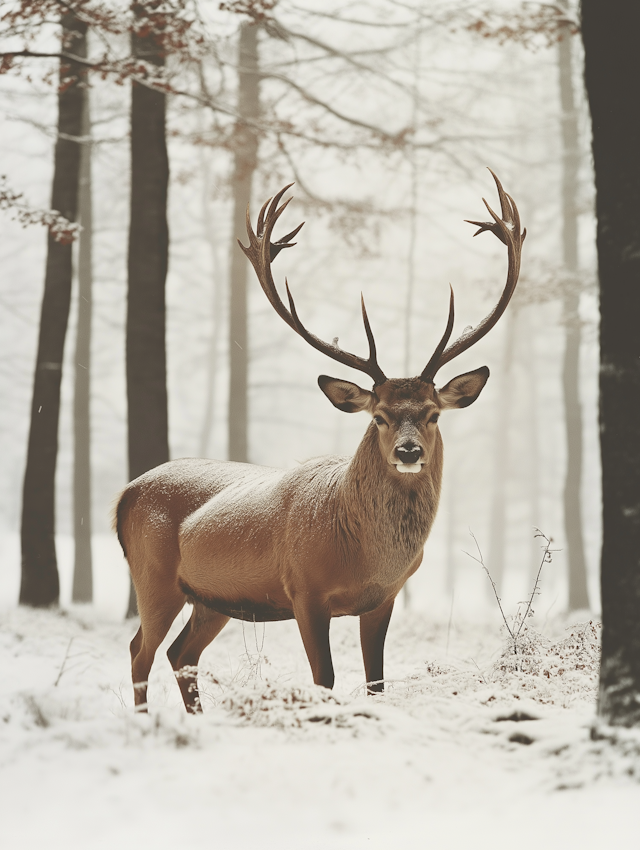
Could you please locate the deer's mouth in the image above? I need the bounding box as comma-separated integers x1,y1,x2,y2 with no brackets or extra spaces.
394,462,424,474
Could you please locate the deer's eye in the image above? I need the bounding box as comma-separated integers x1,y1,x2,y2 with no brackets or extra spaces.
373,415,387,427
429,413,440,424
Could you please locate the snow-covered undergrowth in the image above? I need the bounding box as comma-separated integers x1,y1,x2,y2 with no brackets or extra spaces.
1,605,639,850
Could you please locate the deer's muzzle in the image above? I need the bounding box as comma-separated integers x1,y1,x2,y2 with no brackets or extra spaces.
394,442,424,473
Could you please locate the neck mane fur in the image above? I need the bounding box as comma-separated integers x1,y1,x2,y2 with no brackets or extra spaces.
336,422,443,573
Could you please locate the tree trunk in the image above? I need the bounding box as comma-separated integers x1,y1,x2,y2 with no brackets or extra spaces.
486,308,516,594
125,7,170,617
582,1,640,726
402,31,421,610
198,124,224,458
445,463,458,596
558,11,589,610
72,90,93,603
522,309,542,587
228,22,260,462
20,14,87,607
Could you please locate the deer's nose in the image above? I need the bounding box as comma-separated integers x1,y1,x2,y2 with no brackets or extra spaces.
395,442,424,465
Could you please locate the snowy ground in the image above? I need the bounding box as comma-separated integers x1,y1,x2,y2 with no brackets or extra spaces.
1,539,639,849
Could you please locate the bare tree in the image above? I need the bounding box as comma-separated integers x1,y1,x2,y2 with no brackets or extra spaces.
197,116,225,458
20,12,87,607
486,307,516,594
558,4,589,610
228,20,260,462
72,88,93,603
125,1,170,617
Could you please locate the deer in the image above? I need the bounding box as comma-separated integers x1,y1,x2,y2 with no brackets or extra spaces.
115,170,525,713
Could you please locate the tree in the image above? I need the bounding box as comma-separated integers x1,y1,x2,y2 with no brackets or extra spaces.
20,11,87,607
227,19,260,462
486,307,516,594
558,3,589,610
72,87,93,603
124,0,170,616
582,0,640,727
2,0,201,611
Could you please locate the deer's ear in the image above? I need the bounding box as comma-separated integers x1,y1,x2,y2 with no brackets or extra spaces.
437,366,490,410
318,375,375,413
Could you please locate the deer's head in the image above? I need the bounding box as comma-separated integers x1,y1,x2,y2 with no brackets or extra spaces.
240,171,525,475
317,370,489,474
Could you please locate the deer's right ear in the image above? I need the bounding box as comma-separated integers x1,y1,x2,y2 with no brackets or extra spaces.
318,375,375,413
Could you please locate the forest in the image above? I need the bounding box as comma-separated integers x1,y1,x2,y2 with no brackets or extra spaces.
1,1,639,848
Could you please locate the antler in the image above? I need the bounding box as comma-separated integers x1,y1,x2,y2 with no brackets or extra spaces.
239,184,388,386
420,169,526,383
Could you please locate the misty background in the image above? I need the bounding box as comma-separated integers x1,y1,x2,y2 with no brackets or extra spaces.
0,0,598,618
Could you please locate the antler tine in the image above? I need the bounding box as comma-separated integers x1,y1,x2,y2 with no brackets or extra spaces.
360,294,387,384
271,220,304,261
488,167,512,224
238,187,299,333
240,183,388,386
420,286,455,382
421,170,526,382
284,283,387,385
256,196,272,238
360,294,378,365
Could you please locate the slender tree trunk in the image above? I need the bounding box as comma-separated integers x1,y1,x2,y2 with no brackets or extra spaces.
522,309,542,586
72,90,93,603
445,463,457,596
558,11,589,610
198,131,224,458
125,6,170,616
402,31,421,610
20,14,87,607
582,1,640,726
487,308,516,594
228,22,260,462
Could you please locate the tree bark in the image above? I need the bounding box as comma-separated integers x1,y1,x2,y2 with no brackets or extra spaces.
228,22,260,462
20,14,87,607
198,123,224,458
487,308,516,594
125,6,170,616
558,11,589,610
72,90,93,603
522,309,542,587
582,0,640,726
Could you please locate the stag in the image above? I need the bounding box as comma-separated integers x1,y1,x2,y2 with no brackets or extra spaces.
115,171,525,712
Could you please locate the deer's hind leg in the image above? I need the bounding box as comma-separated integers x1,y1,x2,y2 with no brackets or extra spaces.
130,588,185,712
167,602,229,713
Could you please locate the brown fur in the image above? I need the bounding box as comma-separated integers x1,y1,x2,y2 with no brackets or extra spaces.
118,373,488,712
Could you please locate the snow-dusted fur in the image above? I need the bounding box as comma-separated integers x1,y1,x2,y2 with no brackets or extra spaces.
116,374,489,711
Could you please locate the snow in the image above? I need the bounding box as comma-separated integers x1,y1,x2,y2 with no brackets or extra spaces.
2,560,640,850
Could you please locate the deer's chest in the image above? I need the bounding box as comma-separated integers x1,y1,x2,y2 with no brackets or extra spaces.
328,582,390,617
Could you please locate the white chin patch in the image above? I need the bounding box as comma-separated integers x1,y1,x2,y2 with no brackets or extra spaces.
395,463,423,474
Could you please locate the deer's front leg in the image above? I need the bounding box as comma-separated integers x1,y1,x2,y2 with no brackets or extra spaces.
293,597,334,689
360,597,395,694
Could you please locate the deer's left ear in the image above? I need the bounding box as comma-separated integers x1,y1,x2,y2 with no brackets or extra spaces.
437,366,490,409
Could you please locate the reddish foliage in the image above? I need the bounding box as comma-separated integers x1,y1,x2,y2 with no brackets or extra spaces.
0,0,206,85
465,5,579,49
0,175,81,243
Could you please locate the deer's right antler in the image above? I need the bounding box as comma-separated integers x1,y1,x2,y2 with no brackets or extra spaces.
239,184,388,386
420,169,526,383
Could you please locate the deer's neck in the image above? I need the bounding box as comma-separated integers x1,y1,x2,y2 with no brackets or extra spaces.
339,423,443,573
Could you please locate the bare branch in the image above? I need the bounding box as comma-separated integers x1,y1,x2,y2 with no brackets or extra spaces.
0,175,81,243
